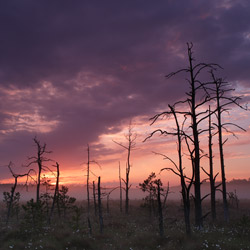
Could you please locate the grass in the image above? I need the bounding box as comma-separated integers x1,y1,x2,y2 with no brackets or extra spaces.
0,199,250,249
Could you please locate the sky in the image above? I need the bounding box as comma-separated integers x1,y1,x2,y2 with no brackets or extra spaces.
0,0,250,188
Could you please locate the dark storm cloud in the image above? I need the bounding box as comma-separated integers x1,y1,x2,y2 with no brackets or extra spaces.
0,0,250,176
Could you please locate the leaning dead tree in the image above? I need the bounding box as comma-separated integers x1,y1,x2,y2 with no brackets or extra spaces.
146,43,221,228
113,123,137,214
5,162,35,225
145,105,194,234
209,71,247,222
26,137,52,203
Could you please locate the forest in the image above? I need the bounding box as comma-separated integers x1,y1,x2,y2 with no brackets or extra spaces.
0,44,250,250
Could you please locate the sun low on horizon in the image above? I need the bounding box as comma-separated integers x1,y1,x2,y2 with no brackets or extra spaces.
0,0,250,192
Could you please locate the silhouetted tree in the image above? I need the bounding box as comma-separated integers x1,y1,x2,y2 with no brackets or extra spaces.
113,123,137,214
98,176,103,233
84,144,101,234
119,161,123,213
49,162,60,223
27,137,52,203
210,71,247,222
4,162,35,225
146,104,194,234
93,181,97,216
146,43,221,228
86,144,91,234
201,106,220,221
58,185,76,219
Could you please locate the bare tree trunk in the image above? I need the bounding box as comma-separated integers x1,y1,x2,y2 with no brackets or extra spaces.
93,181,97,216
208,107,216,221
113,123,136,215
187,47,203,228
98,176,103,233
119,162,122,213
125,168,129,214
36,160,42,203
86,144,92,235
49,162,60,223
216,97,229,222
87,144,90,214
172,105,192,234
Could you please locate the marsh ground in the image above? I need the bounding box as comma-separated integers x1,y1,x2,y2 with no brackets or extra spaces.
0,199,250,250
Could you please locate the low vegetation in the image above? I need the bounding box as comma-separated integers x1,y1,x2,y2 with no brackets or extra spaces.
0,195,250,250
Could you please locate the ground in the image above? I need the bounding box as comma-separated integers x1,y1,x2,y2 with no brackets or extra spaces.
0,199,250,250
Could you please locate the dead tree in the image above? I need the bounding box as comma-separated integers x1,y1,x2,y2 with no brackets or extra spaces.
5,162,35,225
49,162,60,223
93,181,97,216
86,144,91,234
147,43,220,228
146,105,194,234
209,71,247,222
27,137,52,203
119,161,122,213
113,123,137,214
98,176,103,233
201,106,220,221
84,144,101,234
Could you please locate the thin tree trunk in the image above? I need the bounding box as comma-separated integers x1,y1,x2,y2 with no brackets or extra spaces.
93,181,97,216
216,84,229,222
119,162,122,213
171,105,192,234
98,176,103,233
208,107,216,220
188,48,202,228
36,160,42,203
125,170,129,214
86,144,92,235
49,162,60,223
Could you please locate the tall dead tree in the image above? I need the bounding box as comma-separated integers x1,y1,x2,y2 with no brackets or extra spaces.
202,106,220,221
146,105,194,234
27,137,52,203
113,123,136,214
210,71,247,222
84,144,101,233
146,43,220,228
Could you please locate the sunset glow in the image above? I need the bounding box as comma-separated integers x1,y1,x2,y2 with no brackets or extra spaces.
0,1,250,193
